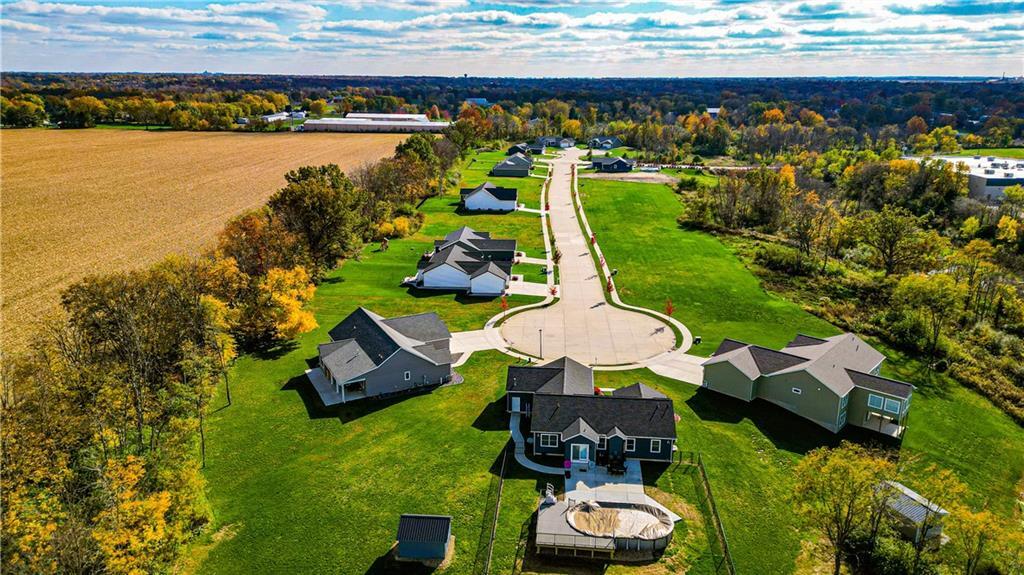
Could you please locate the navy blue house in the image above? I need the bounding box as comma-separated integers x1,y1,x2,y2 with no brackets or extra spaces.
506,357,677,467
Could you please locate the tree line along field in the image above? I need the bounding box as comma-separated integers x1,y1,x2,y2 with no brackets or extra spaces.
0,129,408,350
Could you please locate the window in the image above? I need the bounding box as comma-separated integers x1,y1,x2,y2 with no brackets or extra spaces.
539,434,558,448
625,438,636,452
571,443,590,462
791,387,802,395
868,394,884,410
598,436,607,450
404,371,411,381
838,410,847,428
884,398,901,415
840,394,849,409
650,439,661,454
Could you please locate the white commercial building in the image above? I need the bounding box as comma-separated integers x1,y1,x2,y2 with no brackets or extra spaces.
926,155,1024,203
302,112,450,133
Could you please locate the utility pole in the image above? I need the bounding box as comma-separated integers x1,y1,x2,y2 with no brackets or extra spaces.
539,329,543,359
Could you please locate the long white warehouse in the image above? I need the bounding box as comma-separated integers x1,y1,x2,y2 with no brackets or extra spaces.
302,113,450,133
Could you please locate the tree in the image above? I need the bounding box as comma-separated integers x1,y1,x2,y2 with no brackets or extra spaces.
946,507,1003,575
307,99,329,116
906,465,968,572
857,206,945,275
217,208,309,277
792,442,890,575
960,216,981,239
893,273,963,357
64,96,107,128
268,164,360,275
997,215,1020,244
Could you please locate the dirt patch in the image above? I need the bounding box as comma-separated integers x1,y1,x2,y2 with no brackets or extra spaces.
1,129,406,349
579,171,678,185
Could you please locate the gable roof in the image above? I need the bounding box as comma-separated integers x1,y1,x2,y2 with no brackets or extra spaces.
397,514,452,545
505,356,593,396
702,333,907,398
420,243,513,277
531,393,677,439
884,481,948,524
460,182,518,202
322,308,451,382
611,382,667,399
495,153,532,169
434,226,517,254
591,156,636,167
470,261,509,280
562,417,600,442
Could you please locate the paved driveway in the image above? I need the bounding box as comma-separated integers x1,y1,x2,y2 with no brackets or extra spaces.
500,148,674,366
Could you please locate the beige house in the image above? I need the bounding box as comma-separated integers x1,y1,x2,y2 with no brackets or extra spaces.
701,333,913,438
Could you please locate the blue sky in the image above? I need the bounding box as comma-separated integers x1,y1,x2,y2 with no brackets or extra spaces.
1,0,1022,76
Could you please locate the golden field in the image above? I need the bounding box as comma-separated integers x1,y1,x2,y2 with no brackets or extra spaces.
1,129,407,348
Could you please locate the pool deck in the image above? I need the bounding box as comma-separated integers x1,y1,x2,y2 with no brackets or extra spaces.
565,460,681,523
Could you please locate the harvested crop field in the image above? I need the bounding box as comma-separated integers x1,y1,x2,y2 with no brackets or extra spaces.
1,129,407,348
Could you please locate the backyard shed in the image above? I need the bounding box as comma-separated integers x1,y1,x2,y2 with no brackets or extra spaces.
396,514,453,562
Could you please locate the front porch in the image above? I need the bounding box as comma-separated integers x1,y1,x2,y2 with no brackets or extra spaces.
304,368,366,406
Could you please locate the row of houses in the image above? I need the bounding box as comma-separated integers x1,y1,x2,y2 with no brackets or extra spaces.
307,305,942,559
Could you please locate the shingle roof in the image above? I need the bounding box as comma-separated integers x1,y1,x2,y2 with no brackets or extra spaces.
712,338,750,356
460,182,518,202
785,334,829,348
470,261,509,280
611,382,667,399
562,417,600,442
434,227,516,255
531,394,677,439
504,357,593,396
495,153,532,168
846,370,914,399
591,157,636,167
704,333,903,397
421,243,513,277
323,308,451,381
397,514,452,545
884,481,948,524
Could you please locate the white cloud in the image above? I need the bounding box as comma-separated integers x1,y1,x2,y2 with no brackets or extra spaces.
0,18,50,33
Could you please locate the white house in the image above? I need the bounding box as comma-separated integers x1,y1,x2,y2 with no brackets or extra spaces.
261,112,289,122
460,182,518,212
409,228,517,296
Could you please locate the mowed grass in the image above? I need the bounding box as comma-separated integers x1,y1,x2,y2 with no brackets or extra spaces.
578,177,834,356
661,167,720,187
580,178,1024,574
192,151,549,573
951,147,1024,159
461,149,546,209
193,235,543,573
0,129,408,350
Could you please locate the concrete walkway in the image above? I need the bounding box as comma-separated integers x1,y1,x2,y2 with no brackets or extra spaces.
500,147,675,366
509,412,564,475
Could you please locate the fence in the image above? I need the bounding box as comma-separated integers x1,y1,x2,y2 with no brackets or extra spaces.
692,452,738,575
472,441,510,575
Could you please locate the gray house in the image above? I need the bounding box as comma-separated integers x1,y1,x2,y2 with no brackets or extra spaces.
314,308,453,404
526,142,546,155
491,153,532,177
591,157,636,173
506,357,677,467
395,514,453,563
588,136,623,149
701,333,914,437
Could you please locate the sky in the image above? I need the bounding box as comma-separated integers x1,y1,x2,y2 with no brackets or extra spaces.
1,0,1023,77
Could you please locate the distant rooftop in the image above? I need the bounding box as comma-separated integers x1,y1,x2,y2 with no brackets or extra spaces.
916,155,1024,180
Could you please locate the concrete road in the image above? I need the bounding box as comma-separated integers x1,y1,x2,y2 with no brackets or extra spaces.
500,148,675,366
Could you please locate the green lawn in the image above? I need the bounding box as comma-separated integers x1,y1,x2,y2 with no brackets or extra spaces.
418,194,547,259
580,177,1024,574
579,177,834,356
190,184,547,573
461,150,546,209
951,147,1024,159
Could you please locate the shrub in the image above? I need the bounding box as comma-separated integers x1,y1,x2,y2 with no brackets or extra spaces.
754,243,814,276
393,217,412,237
376,222,395,240
395,203,417,217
